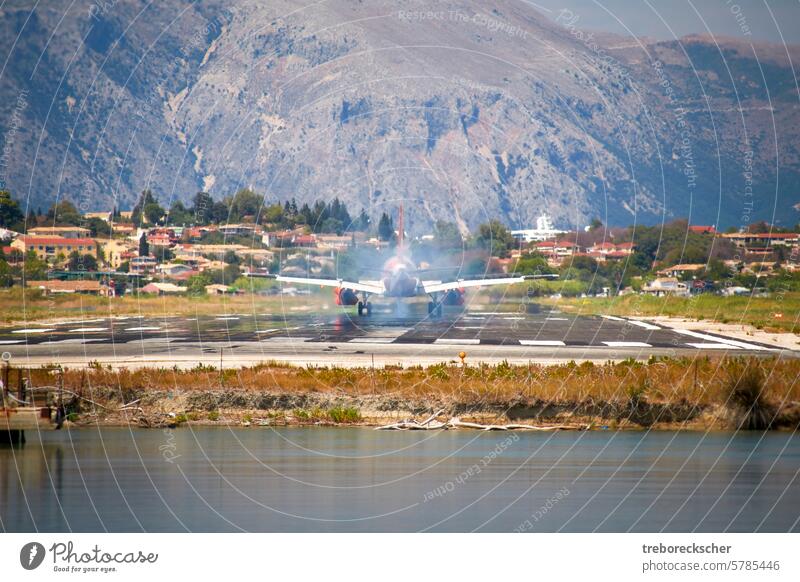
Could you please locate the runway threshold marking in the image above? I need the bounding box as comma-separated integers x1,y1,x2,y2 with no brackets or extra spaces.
348,337,395,344
685,342,740,350
672,329,771,351
519,340,566,346
626,320,661,330
124,326,161,332
69,327,108,332
434,338,480,345
12,328,55,334
603,341,652,347
0,340,25,344
601,315,626,321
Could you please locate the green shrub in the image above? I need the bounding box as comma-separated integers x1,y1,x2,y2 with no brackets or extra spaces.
327,406,361,424
207,411,220,421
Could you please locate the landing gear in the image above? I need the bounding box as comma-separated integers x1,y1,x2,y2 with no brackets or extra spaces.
357,301,373,316
427,301,443,318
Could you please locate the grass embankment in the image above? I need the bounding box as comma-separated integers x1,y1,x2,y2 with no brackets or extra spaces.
24,357,800,430
0,288,329,323
541,293,800,333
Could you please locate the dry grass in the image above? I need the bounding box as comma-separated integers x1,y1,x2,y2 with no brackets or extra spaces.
22,357,800,408
0,288,327,323
541,293,800,333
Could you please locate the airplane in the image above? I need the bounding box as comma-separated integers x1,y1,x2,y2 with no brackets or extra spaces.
261,206,558,317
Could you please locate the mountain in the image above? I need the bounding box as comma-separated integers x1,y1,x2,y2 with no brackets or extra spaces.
1,0,798,232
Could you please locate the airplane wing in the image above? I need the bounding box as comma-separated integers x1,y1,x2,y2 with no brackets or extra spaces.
275,275,384,294
422,274,557,294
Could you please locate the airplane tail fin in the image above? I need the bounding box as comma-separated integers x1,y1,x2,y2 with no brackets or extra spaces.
398,203,404,249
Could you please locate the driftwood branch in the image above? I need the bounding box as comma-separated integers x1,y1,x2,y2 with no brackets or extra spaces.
375,413,585,431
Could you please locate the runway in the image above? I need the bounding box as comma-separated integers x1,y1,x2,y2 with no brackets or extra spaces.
0,304,790,369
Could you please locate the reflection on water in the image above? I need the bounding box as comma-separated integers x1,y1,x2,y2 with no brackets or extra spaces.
1,427,798,532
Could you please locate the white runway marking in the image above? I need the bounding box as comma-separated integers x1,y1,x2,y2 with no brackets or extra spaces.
46,338,105,345
686,342,740,350
601,315,626,321
256,328,280,334
12,328,55,334
434,338,480,345
260,336,314,343
124,326,161,332
128,338,186,344
348,337,395,344
545,317,568,321
215,317,240,321
602,341,651,347
503,316,525,320
626,320,661,330
69,327,108,332
520,340,566,346
672,329,771,351
0,340,24,344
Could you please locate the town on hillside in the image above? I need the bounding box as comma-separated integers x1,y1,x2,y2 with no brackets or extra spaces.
0,189,798,300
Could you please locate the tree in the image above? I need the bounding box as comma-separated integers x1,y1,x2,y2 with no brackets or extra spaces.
191,191,214,224
144,202,165,225
0,259,14,287
434,221,462,249
138,233,149,257
86,217,111,237
186,273,212,296
166,200,192,226
377,212,394,242
131,189,161,226
0,191,24,228
46,200,82,225
229,188,262,221
22,250,48,280
223,250,240,265
476,220,515,258
67,251,98,271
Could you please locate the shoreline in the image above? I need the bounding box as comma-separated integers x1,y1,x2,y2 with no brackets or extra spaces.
8,356,799,433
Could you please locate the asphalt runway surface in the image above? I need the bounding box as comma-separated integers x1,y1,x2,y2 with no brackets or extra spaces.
0,304,790,369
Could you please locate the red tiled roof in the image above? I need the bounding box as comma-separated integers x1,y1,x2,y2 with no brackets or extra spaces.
18,236,95,246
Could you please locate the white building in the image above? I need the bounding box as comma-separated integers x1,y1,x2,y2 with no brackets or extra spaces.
511,214,566,243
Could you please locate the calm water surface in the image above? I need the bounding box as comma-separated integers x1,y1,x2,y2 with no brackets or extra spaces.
1,427,798,532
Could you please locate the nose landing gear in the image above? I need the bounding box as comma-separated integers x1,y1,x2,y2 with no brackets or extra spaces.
427,300,443,318
357,300,373,316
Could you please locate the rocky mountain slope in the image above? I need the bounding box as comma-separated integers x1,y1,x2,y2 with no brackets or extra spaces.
1,0,798,231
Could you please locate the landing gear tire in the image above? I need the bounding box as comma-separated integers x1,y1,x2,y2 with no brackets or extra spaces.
435,303,443,318
428,301,442,318
427,301,434,315
366,302,372,316
357,301,364,316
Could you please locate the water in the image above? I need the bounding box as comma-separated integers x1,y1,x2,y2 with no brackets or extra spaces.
1,427,798,532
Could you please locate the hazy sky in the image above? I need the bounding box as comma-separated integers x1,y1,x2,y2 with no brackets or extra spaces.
529,0,800,44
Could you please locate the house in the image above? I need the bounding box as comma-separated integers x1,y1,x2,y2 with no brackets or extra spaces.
689,225,716,235
140,282,186,295
84,211,112,222
112,224,136,237
587,241,636,262
129,256,157,275
316,234,353,249
205,284,241,295
721,232,800,249
28,226,91,238
157,263,195,277
656,263,706,278
219,223,259,237
642,277,689,297
95,239,135,269
27,279,114,297
12,236,96,260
